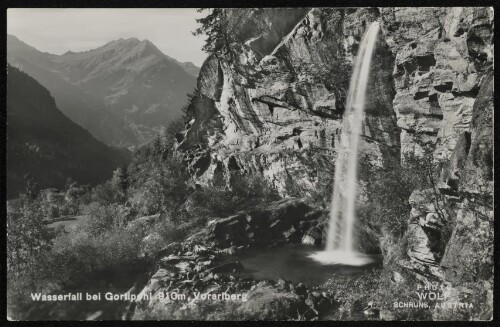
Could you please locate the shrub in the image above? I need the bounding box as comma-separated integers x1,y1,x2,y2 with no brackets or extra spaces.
433,280,493,320
91,181,120,206
59,201,79,217
7,196,54,319
7,197,51,285
190,173,280,217
282,148,335,207
82,203,129,234
50,225,143,285
156,210,207,242
41,201,60,221
374,269,435,320
357,159,416,239
128,150,190,216
355,150,446,247
324,267,433,321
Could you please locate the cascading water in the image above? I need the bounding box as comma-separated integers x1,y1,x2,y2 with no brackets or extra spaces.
309,21,380,266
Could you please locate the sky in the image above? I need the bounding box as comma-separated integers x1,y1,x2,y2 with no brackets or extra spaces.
7,8,208,66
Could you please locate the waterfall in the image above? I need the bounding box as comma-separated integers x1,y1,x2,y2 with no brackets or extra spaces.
309,21,380,266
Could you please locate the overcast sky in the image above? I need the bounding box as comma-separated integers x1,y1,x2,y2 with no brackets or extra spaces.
7,8,208,66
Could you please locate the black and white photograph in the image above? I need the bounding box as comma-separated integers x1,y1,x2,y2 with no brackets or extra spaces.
4,5,495,321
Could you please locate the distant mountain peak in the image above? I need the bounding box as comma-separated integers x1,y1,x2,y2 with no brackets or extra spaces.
7,35,199,148
7,33,20,41
135,39,163,55
8,34,36,50
8,34,200,76
118,37,141,45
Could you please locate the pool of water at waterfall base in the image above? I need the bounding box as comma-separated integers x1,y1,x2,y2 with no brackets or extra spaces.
234,244,382,286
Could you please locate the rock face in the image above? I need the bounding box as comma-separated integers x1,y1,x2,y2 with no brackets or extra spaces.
439,73,493,286
178,8,401,195
179,7,493,193
385,7,494,164
402,66,493,320
382,8,493,319
207,198,322,248
402,189,448,281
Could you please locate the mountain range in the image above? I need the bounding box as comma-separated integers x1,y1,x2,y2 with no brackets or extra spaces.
6,65,130,198
7,35,199,149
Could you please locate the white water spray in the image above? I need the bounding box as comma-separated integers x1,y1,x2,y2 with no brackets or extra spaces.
309,21,380,266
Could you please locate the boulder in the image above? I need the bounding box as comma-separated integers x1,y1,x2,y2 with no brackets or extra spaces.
140,232,163,258
207,198,318,247
282,226,301,242
302,226,323,246
301,235,316,246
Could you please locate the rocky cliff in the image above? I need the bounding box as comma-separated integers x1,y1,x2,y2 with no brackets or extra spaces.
180,7,492,190
178,8,402,194
147,7,493,320
382,9,493,316
181,5,492,258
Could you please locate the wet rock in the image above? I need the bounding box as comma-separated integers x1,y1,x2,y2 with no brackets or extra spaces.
301,234,316,245
208,198,316,247
302,226,322,245
208,214,247,244
282,226,301,242
298,220,315,231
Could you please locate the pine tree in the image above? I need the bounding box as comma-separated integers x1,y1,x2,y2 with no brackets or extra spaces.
65,177,74,191
152,135,163,159
193,8,232,55
118,165,129,197
24,174,40,200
